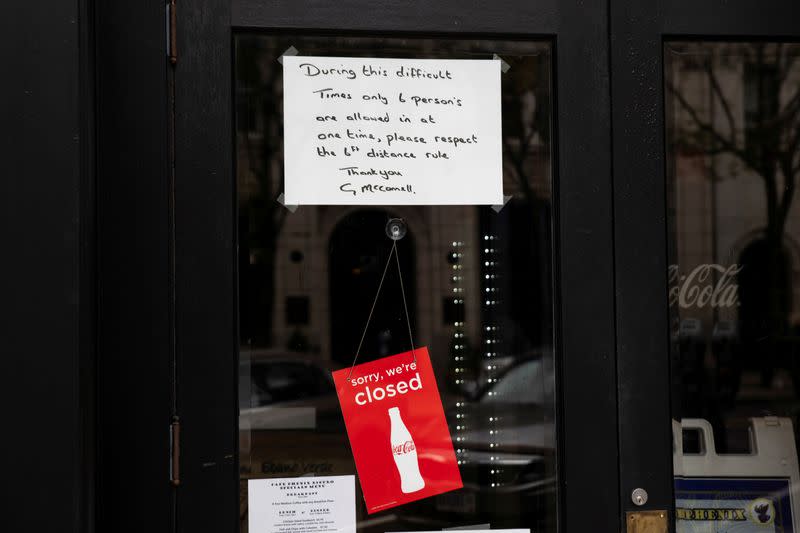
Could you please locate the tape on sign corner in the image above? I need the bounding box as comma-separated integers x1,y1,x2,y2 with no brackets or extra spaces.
492,54,511,73
276,193,299,213
491,195,513,213
277,45,299,65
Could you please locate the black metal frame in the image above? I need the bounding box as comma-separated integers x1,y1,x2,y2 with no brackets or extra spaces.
173,1,238,531
3,0,96,530
94,1,175,532
609,0,800,526
15,0,800,532
172,1,618,532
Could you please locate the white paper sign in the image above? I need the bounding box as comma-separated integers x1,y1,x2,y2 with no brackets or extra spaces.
396,530,529,533
248,475,355,533
283,56,502,205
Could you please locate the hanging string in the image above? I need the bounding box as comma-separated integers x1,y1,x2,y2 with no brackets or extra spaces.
346,240,417,381
346,243,395,381
394,241,416,365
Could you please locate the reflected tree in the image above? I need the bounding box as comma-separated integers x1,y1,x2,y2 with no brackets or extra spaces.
499,53,553,350
668,44,800,246
667,43,800,381
502,53,551,205
238,39,288,346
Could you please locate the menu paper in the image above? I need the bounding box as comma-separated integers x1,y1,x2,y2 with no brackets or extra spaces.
332,347,463,513
401,531,530,533
283,56,502,205
247,475,356,533
399,530,530,533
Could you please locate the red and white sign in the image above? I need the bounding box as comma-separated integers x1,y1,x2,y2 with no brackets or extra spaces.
332,347,462,513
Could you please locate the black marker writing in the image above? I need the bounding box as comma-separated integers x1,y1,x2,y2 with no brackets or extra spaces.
337,182,416,196
338,166,403,180
395,66,453,80
299,63,357,79
312,88,353,100
362,64,389,77
339,183,356,195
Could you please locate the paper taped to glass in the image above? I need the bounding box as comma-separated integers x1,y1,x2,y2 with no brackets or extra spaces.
282,56,502,205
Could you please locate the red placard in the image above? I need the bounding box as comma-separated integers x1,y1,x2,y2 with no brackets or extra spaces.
332,347,462,514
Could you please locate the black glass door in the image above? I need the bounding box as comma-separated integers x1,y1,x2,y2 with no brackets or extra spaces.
172,1,616,532
610,1,799,531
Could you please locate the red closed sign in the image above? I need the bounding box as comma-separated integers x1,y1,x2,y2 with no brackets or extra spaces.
332,347,463,513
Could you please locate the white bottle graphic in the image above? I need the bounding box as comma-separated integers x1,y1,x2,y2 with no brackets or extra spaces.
389,406,425,493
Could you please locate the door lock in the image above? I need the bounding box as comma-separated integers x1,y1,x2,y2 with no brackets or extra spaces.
631,488,648,506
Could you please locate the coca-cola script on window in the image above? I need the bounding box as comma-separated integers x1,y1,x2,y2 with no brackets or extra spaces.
669,263,742,308
332,347,462,513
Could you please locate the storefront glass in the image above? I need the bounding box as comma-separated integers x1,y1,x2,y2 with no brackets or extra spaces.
665,42,800,531
236,35,557,532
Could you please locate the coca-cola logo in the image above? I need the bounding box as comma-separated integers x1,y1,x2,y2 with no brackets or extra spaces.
669,263,742,308
392,441,416,455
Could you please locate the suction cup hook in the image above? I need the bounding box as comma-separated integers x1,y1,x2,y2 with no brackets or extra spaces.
385,218,407,241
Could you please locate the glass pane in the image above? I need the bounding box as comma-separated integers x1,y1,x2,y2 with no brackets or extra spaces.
236,35,556,532
665,42,800,530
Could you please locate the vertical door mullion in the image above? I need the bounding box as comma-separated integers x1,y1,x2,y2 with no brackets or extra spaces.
554,2,620,533
609,0,676,523
174,0,238,532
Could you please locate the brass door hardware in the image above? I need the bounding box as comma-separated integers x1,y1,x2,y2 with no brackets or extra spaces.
627,511,668,533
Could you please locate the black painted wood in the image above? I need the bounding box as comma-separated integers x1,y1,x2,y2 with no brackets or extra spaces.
181,2,619,533
233,0,558,33
173,0,239,532
552,4,619,533
610,0,800,529
78,0,98,528
610,0,675,520
1,0,94,531
95,1,173,532
662,0,800,38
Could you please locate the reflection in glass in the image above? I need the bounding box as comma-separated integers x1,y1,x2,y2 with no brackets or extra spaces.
666,42,800,530
236,35,556,532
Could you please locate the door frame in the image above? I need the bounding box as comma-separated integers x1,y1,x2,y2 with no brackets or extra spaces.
173,0,617,532
94,2,174,532
609,0,800,525
92,1,800,532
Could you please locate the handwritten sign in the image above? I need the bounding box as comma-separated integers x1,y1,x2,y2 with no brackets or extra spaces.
283,56,502,205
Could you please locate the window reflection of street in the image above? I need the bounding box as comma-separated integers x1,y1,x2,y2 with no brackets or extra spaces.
440,356,556,528
236,35,556,533
666,43,800,453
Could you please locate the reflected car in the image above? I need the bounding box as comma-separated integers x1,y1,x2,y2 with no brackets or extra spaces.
239,350,345,432
238,351,362,526
400,356,558,532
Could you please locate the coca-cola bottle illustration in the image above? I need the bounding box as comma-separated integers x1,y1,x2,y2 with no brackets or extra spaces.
388,407,425,493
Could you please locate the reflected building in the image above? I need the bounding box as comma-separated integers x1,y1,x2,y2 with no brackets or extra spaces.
235,35,558,533
667,43,800,333
666,43,800,449
236,35,554,386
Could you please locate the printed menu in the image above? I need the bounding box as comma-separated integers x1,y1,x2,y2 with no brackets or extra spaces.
248,475,355,533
